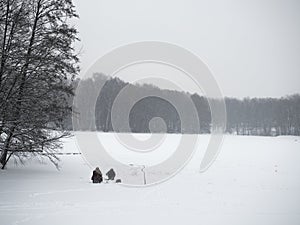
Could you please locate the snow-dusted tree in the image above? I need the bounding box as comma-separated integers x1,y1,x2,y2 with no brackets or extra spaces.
0,0,79,169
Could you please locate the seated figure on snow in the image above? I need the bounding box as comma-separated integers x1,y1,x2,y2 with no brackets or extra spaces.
91,167,103,183
106,168,116,181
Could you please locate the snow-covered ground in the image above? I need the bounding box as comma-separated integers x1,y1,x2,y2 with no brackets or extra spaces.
1,133,300,225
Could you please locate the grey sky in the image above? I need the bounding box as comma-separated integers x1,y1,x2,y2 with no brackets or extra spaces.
73,0,300,98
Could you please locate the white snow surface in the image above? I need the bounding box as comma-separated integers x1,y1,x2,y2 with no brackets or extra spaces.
1,133,300,225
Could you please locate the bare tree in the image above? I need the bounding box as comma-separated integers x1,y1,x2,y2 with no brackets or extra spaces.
0,0,79,169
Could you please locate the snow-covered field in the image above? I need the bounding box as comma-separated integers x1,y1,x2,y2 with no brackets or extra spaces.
1,133,300,225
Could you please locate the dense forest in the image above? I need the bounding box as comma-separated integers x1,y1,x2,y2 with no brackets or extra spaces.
71,73,300,136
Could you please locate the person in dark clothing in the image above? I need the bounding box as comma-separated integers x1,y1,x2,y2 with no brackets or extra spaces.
91,167,103,183
106,168,116,181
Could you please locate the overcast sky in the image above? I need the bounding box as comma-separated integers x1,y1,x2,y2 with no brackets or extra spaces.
72,0,300,98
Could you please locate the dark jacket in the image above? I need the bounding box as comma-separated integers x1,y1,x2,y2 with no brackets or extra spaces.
91,168,103,183
106,168,116,180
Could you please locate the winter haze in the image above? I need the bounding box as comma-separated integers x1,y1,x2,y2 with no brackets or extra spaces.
73,0,300,98
1,1,300,225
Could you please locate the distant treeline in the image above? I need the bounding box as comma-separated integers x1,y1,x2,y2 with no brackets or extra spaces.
67,73,300,136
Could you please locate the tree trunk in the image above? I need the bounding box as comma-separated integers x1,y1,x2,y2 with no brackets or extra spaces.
0,0,10,84
0,149,8,168
0,131,13,169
